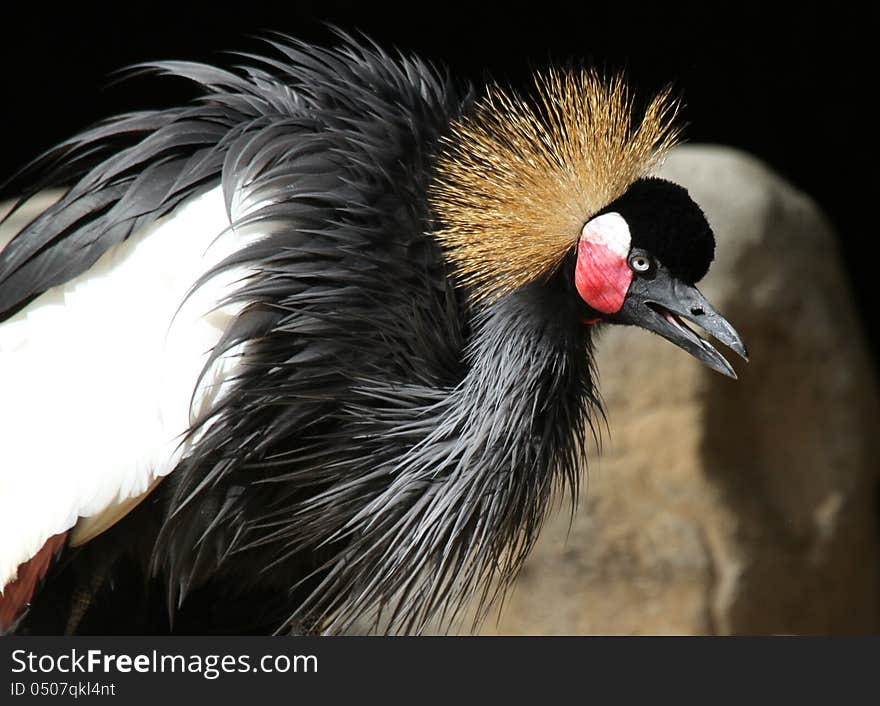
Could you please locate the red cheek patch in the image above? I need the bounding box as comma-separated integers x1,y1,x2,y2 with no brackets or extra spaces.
574,212,633,314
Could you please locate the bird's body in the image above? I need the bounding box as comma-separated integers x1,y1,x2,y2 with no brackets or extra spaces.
0,35,744,634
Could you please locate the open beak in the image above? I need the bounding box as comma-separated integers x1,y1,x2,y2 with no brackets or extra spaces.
609,266,748,378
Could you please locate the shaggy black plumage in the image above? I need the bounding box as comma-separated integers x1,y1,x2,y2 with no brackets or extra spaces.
3,34,609,635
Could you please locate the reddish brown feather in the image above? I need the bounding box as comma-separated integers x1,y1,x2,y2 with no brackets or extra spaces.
0,532,67,631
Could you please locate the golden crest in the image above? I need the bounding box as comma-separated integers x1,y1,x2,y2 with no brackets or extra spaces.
430,69,681,302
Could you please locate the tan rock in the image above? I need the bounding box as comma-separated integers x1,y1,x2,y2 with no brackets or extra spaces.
476,145,880,635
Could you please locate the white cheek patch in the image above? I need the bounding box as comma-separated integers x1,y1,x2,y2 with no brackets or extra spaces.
580,212,632,256
574,211,634,315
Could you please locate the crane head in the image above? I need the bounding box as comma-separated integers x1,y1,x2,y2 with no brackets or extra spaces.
574,177,747,377
431,68,746,377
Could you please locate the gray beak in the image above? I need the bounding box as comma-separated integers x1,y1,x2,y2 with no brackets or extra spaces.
608,265,748,378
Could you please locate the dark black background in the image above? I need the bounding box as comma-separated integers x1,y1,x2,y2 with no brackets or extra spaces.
0,3,872,346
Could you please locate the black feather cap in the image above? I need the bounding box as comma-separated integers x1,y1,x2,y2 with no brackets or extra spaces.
601,177,715,285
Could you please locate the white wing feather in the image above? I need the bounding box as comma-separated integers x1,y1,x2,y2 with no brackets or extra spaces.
0,186,250,589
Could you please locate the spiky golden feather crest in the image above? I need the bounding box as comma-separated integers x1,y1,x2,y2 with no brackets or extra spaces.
430,69,681,302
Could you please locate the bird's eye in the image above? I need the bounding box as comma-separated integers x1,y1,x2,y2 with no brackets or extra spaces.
629,254,653,273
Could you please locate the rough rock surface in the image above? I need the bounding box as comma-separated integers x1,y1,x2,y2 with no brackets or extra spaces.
473,144,880,635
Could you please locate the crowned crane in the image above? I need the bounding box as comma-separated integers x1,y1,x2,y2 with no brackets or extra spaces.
0,34,746,635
